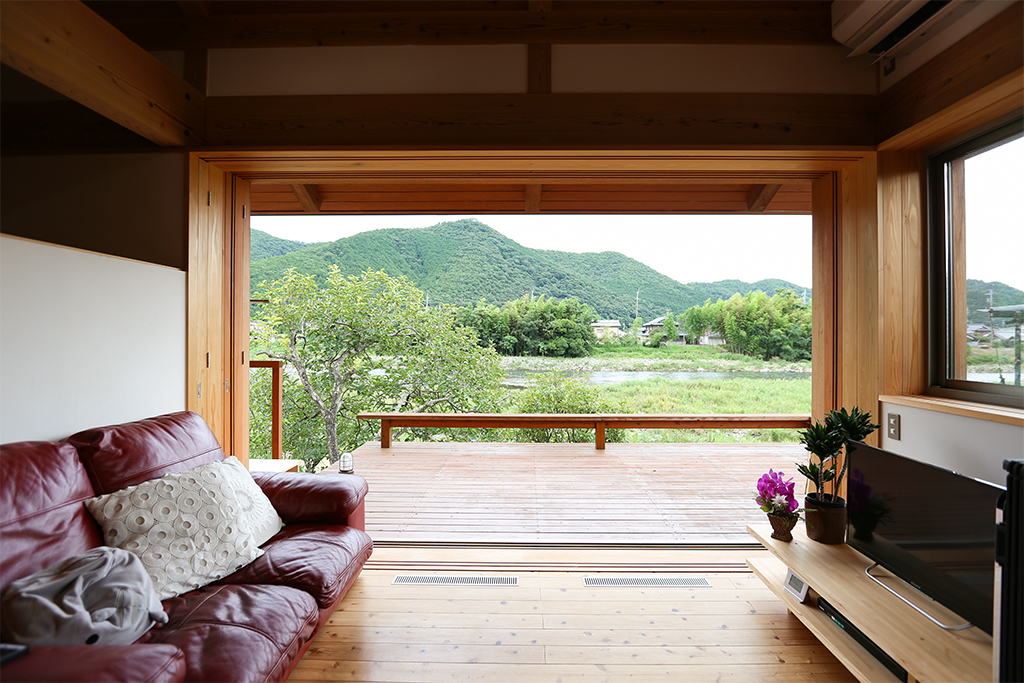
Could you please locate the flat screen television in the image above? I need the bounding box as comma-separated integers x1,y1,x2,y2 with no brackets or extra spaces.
845,441,1005,635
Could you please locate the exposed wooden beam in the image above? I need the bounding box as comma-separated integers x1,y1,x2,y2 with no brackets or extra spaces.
0,1,205,146
746,184,782,212
113,8,834,51
528,1,553,12
291,184,322,213
525,184,542,212
206,93,877,149
528,43,552,94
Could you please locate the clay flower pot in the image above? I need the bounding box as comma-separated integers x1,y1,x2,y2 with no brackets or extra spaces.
767,513,798,542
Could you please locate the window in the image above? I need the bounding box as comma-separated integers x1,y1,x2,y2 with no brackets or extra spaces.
928,120,1024,408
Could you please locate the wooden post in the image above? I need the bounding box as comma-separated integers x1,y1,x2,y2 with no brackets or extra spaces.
381,419,392,448
250,360,283,459
270,361,282,458
595,421,606,450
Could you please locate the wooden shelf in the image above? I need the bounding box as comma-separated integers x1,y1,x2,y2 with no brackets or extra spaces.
747,524,993,683
747,556,902,683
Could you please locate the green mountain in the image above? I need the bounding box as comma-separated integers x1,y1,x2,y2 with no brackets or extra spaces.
251,230,311,262
966,279,1024,323
250,219,810,321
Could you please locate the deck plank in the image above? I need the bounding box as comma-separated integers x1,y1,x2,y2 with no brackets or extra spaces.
349,441,803,544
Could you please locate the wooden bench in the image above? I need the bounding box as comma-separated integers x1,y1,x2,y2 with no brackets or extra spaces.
356,413,812,449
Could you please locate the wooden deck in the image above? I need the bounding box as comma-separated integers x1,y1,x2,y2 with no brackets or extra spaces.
351,441,804,545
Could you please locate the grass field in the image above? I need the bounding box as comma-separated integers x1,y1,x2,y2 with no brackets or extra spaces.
501,344,812,373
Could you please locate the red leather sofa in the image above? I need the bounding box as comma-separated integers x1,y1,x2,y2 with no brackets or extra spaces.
0,411,373,683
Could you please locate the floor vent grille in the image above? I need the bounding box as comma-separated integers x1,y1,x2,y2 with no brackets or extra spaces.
583,577,712,587
392,575,518,586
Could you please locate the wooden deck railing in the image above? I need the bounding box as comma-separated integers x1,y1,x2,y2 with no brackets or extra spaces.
357,413,812,449
250,360,283,458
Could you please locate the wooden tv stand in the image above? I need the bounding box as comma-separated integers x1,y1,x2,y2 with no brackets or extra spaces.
747,525,993,683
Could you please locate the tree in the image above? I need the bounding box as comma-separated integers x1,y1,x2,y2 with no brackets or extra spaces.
458,294,598,358
663,312,677,343
507,372,625,444
252,267,503,462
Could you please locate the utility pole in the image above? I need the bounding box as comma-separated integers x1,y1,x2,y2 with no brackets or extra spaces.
635,290,640,320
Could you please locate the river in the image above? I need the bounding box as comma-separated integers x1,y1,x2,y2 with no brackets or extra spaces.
502,370,811,387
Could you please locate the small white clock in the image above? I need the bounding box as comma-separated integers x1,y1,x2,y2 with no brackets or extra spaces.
783,567,810,602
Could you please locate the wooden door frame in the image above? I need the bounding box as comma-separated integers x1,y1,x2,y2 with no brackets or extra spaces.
189,147,902,460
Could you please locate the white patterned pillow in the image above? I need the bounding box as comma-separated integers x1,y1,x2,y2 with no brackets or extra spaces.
217,456,283,546
85,460,263,599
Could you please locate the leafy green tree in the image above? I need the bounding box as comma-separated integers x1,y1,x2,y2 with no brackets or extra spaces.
506,372,625,444
458,295,597,358
252,267,503,462
663,312,677,343
680,289,811,361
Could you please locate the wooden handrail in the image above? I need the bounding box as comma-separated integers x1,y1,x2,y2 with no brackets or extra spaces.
356,412,812,450
250,360,283,458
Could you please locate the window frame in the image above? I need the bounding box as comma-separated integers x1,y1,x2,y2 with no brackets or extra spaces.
926,118,1024,409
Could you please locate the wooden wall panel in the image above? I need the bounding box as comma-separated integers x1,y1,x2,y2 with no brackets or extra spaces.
811,173,837,423
836,153,882,443
187,156,229,449
230,177,251,464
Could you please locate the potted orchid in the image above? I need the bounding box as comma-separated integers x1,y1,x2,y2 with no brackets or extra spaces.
755,469,800,542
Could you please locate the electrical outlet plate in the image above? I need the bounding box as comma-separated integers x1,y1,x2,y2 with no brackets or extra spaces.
886,413,901,441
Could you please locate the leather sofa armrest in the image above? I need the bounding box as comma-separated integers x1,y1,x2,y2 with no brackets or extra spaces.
1,644,185,683
251,472,368,526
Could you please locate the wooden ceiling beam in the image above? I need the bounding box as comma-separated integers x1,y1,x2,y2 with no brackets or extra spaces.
206,92,877,149
746,184,782,212
525,184,542,212
0,1,205,146
290,184,322,213
110,8,834,51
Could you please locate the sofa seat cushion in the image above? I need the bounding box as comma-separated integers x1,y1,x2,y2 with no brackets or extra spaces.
0,644,185,683
141,584,318,683
216,525,373,609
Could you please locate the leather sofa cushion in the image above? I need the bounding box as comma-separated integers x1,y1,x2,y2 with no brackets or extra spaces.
0,644,185,683
0,441,103,592
142,584,318,683
216,525,373,609
251,471,368,525
68,412,226,495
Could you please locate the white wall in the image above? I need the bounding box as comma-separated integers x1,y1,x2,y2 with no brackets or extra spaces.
0,236,186,442
880,401,1023,486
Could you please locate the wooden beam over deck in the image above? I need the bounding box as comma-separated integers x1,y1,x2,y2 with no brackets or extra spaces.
206,92,877,149
1,1,205,146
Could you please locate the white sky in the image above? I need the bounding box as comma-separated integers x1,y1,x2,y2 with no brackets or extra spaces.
965,135,1024,292
252,214,814,290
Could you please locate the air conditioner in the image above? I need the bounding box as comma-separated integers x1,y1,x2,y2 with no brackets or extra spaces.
831,0,983,61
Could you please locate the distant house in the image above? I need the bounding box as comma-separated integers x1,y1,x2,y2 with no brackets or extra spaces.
641,316,667,337
591,320,622,339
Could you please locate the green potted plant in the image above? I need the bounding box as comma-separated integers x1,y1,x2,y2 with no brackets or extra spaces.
796,406,879,544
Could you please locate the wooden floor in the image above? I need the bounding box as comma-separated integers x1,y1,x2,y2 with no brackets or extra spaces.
352,442,803,544
287,547,857,683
